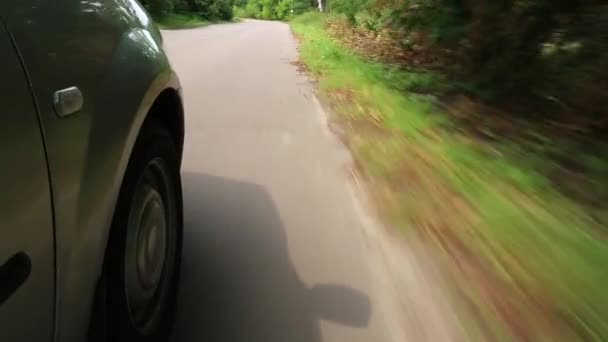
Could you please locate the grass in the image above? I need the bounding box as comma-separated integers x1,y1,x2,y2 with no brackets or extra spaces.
292,12,608,341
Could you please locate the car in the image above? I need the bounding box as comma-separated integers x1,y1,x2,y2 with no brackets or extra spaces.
0,1,184,341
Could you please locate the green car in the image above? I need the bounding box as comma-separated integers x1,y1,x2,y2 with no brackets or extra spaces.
0,1,184,341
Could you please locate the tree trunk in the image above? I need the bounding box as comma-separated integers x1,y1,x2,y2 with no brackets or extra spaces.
317,0,323,12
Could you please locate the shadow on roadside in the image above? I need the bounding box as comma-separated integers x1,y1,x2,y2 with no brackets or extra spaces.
172,172,371,342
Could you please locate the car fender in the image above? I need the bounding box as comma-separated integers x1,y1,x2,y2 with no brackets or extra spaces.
54,28,181,342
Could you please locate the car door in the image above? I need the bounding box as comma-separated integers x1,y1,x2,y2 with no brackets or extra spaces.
0,21,55,341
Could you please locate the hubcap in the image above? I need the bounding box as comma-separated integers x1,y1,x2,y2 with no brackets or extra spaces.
136,189,166,292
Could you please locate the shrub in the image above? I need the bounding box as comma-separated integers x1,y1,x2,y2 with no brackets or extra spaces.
275,0,294,20
140,0,174,15
141,0,235,21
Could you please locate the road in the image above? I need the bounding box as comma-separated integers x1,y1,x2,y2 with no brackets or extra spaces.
163,20,457,342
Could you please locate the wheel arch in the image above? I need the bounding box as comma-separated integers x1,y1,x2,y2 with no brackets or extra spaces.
146,88,185,166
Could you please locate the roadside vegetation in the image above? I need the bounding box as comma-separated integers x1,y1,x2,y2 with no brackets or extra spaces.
286,4,608,341
233,0,313,20
140,0,235,28
155,12,211,29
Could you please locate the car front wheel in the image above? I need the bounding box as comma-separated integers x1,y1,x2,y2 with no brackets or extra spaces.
103,119,183,341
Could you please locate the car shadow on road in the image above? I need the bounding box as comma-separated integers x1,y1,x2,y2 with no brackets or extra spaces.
172,172,371,342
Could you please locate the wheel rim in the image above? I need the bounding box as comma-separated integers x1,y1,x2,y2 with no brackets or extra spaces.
124,159,176,334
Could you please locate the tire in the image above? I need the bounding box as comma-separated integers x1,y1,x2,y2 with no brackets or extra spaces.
102,119,183,342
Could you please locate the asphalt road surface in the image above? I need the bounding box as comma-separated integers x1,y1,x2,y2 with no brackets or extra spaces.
163,20,457,342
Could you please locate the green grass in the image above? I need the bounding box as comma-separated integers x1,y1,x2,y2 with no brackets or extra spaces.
155,12,211,30
292,12,608,341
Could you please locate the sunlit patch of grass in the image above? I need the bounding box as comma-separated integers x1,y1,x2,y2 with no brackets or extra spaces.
292,12,608,341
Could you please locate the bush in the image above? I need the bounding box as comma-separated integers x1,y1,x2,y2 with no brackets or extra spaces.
234,0,311,19
217,0,234,20
141,0,235,21
140,0,174,15
275,0,293,20
328,0,368,23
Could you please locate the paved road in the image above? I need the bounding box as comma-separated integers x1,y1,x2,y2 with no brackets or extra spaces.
163,20,411,342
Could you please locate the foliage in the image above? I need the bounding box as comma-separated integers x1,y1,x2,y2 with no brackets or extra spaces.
234,0,312,20
217,0,234,20
260,0,276,19
140,0,235,21
155,12,210,29
275,0,295,20
327,0,369,23
325,0,608,114
140,0,175,15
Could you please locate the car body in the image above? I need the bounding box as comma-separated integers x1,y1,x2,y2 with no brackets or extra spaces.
0,1,184,341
